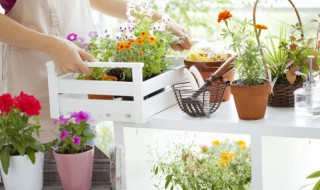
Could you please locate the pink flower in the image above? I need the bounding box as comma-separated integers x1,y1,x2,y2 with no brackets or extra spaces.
71,111,91,124
76,37,84,43
71,135,81,146
88,31,98,38
59,115,69,125
67,33,77,41
60,130,69,141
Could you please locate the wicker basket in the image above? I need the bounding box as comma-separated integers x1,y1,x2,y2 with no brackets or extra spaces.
267,80,303,107
253,0,304,107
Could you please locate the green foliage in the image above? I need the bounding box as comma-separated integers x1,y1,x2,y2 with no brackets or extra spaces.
76,35,117,80
264,25,288,83
220,17,266,86
150,140,251,190
0,109,44,175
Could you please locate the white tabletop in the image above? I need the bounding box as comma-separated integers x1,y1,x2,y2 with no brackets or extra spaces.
119,98,320,139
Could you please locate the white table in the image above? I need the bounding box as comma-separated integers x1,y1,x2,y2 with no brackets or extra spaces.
114,98,320,190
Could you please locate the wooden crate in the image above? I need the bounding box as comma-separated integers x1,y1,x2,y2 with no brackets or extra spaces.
47,57,185,123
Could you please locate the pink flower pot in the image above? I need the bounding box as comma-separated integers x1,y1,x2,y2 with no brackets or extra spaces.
53,146,94,190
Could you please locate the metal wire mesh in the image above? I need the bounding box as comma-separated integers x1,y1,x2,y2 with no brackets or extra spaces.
172,82,228,117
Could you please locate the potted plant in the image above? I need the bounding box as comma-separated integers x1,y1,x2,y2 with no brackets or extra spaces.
0,92,45,190
150,139,251,189
264,23,319,107
218,10,271,120
51,111,95,190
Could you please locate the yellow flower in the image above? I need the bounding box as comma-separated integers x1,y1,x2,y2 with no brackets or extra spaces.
219,152,237,166
138,51,143,55
100,128,109,135
254,24,268,30
136,39,144,45
200,145,208,153
212,140,221,146
147,36,157,44
237,140,246,147
217,10,233,23
239,145,247,151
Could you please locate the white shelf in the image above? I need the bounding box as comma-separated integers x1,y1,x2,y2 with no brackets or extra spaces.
114,97,320,190
118,97,320,139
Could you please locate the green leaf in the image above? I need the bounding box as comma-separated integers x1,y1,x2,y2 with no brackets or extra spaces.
0,146,10,175
307,171,320,179
155,166,159,175
28,141,45,153
313,180,320,190
11,138,25,156
26,148,35,164
181,184,187,190
170,185,174,190
165,175,172,189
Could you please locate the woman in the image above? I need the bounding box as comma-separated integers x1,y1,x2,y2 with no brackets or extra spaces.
0,0,192,142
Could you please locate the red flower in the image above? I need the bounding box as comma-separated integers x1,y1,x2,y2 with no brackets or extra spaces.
0,93,14,115
14,91,41,116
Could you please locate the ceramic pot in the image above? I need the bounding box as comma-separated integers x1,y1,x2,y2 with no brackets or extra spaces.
0,152,44,190
53,146,94,190
86,76,117,100
231,79,271,120
184,59,235,101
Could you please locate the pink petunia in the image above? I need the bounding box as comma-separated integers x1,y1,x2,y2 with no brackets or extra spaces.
67,33,77,42
71,111,91,124
60,130,70,141
71,135,81,146
88,31,98,38
59,115,69,125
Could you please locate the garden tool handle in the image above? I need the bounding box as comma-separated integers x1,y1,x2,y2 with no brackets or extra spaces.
205,55,236,87
190,55,236,99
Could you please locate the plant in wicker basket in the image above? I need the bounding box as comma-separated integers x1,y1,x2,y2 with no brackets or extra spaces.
264,17,320,107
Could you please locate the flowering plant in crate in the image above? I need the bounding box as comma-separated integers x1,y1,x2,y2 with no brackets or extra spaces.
150,139,251,190
67,2,176,81
52,111,95,154
113,2,175,80
67,32,117,80
0,92,44,174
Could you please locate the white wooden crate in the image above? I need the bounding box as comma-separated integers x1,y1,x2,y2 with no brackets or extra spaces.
46,57,185,123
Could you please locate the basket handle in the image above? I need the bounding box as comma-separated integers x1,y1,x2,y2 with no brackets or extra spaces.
253,0,304,80
253,0,304,37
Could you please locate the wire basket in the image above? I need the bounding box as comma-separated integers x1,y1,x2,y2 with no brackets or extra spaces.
172,82,229,117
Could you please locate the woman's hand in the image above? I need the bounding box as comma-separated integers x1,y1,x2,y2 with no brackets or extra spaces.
167,21,192,52
45,36,94,75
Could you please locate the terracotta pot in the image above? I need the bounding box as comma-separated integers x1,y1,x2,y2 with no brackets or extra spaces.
86,76,117,100
53,146,94,190
184,59,235,101
231,79,271,120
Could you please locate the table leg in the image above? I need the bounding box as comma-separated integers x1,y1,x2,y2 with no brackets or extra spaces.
251,135,263,190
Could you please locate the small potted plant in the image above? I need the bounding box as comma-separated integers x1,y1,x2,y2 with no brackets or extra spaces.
51,111,95,190
0,92,45,190
218,10,271,120
151,139,251,189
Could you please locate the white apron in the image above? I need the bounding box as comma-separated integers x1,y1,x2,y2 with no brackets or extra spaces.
0,0,95,142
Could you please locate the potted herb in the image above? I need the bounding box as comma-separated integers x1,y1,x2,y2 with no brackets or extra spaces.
151,139,251,189
218,10,271,120
0,92,45,190
51,111,95,190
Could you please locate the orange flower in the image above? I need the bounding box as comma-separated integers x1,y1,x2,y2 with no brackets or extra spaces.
139,32,149,38
126,42,134,49
254,24,268,30
136,39,144,45
116,42,126,51
148,36,157,44
138,51,143,55
217,10,232,23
